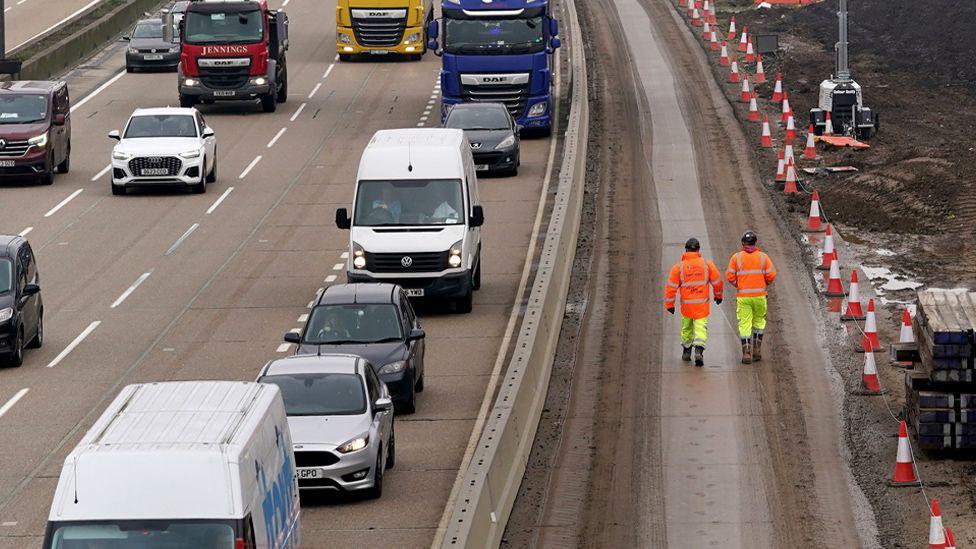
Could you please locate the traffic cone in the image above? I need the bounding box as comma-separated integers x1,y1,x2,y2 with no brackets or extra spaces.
841,271,866,320
727,15,736,41
702,0,710,17
785,115,797,141
740,75,751,102
708,7,717,25
691,8,702,26
755,54,767,83
889,421,920,486
745,38,755,62
825,259,846,297
781,91,793,124
783,160,799,193
738,27,748,51
702,21,710,41
686,2,694,19
729,56,740,83
747,91,760,121
824,112,835,136
760,114,773,147
803,189,826,232
775,148,786,181
899,307,914,343
858,299,885,353
945,528,956,549
929,500,946,549
678,0,687,8
710,29,719,50
818,224,836,270
803,126,817,159
859,345,883,393
784,141,795,167
772,72,783,102
720,42,730,65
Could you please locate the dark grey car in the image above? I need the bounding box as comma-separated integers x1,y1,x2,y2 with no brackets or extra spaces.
124,19,180,72
444,102,521,176
285,283,426,414
0,235,42,367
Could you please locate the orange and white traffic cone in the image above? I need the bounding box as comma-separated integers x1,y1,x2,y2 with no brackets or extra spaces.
841,271,866,320
747,91,760,121
899,307,915,343
738,26,748,51
745,38,755,62
703,0,710,18
727,15,736,41
824,111,835,136
817,224,837,270
729,56,740,83
803,189,826,232
945,528,956,549
785,115,797,142
710,28,719,50
858,299,885,353
784,141,795,167
708,7,717,26
772,72,783,102
755,54,766,83
760,114,773,147
803,126,817,159
720,42,730,65
775,148,786,181
781,91,792,124
889,420,920,486
691,8,702,26
825,259,846,297
859,345,883,393
702,21,710,41
783,160,799,194
930,500,946,549
740,75,751,102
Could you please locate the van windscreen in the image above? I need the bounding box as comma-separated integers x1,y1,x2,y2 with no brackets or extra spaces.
47,520,235,548
354,179,464,226
0,94,48,124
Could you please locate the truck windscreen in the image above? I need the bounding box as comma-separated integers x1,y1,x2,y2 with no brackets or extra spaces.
444,17,545,55
184,9,263,44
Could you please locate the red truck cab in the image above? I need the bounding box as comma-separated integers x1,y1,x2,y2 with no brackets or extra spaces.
177,0,289,112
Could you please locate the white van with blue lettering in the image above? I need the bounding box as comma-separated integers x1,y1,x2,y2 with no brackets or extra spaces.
42,381,301,549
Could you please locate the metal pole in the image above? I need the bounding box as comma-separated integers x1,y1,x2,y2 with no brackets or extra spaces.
836,0,850,80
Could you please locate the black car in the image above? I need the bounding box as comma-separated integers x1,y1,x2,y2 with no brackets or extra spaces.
124,18,180,72
0,235,43,367
285,283,426,413
443,102,521,176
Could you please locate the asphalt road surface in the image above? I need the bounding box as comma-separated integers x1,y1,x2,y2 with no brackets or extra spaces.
5,0,107,53
0,0,556,547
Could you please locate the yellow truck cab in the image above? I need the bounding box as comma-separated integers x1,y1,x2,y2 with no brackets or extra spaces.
336,0,432,60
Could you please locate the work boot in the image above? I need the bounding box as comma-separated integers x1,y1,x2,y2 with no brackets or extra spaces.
741,340,752,364
682,346,693,362
752,335,763,362
694,346,705,367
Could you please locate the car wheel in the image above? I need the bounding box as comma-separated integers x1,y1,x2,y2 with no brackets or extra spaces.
8,329,23,367
111,184,126,196
415,371,424,393
261,93,277,113
206,150,217,183
27,311,42,349
191,164,207,194
365,450,384,499
385,425,396,470
58,145,70,173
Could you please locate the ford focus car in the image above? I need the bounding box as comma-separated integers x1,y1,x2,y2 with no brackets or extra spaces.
109,107,216,195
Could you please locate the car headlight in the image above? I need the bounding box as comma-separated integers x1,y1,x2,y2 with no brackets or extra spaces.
128,47,139,54
0,308,12,324
352,242,367,269
448,240,463,268
112,149,132,160
183,78,197,86
336,435,369,454
338,33,352,44
28,133,48,148
404,32,421,44
379,361,407,375
178,149,201,159
249,76,268,86
528,102,547,117
495,134,516,149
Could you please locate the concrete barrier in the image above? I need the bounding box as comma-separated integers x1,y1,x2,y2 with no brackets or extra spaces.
437,0,589,545
16,0,166,81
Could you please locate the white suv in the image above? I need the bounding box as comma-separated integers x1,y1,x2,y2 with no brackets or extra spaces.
108,107,216,195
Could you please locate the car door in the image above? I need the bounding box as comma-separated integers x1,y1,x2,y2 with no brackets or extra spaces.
198,113,215,169
15,246,35,336
52,87,68,164
365,367,392,449
401,293,424,380
24,244,40,326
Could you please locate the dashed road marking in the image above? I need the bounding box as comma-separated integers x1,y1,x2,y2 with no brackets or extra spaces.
206,187,234,215
44,188,83,217
0,389,28,419
91,164,111,181
298,314,308,323
165,223,200,256
46,321,101,368
70,69,126,113
276,343,291,353
239,155,262,179
18,227,32,237
323,64,335,79
325,274,337,283
110,272,152,308
267,127,287,148
308,82,323,98
290,102,306,122
332,263,343,270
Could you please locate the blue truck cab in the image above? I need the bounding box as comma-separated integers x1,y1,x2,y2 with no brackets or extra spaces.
427,0,560,135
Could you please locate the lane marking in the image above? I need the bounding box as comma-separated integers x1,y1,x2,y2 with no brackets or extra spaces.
18,227,32,237
70,69,125,113
334,54,339,61
325,274,337,283
91,164,111,181
0,389,28,419
206,187,235,214
267,127,287,148
44,188,83,217
322,63,335,79
14,0,105,51
332,263,343,270
46,321,101,368
16,0,26,5
290,102,307,122
282,0,290,5
298,313,308,323
164,223,200,256
276,343,292,353
110,271,152,309
308,82,323,99
340,252,349,259
239,156,262,179
1,522,16,527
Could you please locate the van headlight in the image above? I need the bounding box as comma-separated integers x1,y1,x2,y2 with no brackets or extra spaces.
448,240,463,268
28,133,48,148
352,242,367,269
112,149,132,160
0,308,12,324
495,134,516,149
379,361,407,374
336,435,369,454
528,102,547,117
128,47,139,54
404,32,421,44
178,149,200,159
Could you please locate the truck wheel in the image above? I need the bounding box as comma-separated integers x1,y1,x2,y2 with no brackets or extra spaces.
179,94,196,108
57,145,70,173
276,70,288,103
261,93,277,113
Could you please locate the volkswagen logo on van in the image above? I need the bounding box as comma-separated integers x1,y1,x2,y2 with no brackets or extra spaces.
401,256,413,268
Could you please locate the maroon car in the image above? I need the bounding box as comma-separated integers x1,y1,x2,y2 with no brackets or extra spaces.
0,81,71,185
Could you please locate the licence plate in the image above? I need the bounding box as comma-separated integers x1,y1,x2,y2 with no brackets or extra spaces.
213,90,236,97
369,50,390,55
476,164,489,171
140,168,168,176
404,288,425,297
295,468,324,480
0,160,14,167
143,54,163,60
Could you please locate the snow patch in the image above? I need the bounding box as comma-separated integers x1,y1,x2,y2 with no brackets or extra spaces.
860,265,923,294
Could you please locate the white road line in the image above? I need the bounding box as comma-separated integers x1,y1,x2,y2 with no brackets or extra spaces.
18,227,32,237
298,314,308,323
308,82,323,98
267,127,287,148
325,274,337,283
288,328,300,333
334,54,340,61
46,321,101,368
340,252,349,259
110,272,152,309
206,186,235,214
239,155,262,179
332,263,343,271
0,389,28,419
44,188,83,217
282,0,290,5
417,122,425,127
3,7,10,12
420,116,428,122
70,69,125,113
430,94,438,99
91,164,111,181
16,0,27,5
322,64,335,79
307,300,315,308
290,102,307,122
276,343,292,353
164,223,200,256
14,0,105,51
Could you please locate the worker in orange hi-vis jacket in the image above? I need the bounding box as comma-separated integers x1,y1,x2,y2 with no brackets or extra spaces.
665,238,724,366
725,230,778,364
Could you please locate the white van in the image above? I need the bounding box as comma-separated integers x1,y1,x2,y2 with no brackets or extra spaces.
335,128,484,313
42,381,301,549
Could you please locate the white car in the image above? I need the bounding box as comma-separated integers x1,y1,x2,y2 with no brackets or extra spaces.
108,106,216,195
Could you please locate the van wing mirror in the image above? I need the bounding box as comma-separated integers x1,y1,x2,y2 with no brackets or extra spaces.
108,130,121,140
335,208,351,230
469,205,485,228
22,283,40,297
53,113,66,126
283,332,301,344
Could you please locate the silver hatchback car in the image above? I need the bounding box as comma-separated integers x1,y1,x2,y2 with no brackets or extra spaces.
257,354,395,498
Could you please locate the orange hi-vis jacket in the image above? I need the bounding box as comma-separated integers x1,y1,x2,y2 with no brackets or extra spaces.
665,251,724,320
726,248,777,297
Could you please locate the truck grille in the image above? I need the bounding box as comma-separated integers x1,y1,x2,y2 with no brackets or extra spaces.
0,139,31,158
295,451,340,467
366,251,449,273
199,66,250,90
461,82,530,119
128,156,182,177
351,16,406,47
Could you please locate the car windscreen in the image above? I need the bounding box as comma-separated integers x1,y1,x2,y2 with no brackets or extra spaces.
132,22,163,39
444,17,545,55
304,304,403,345
124,115,197,138
445,107,511,130
354,179,464,226
184,9,263,44
47,520,235,548
260,373,367,416
0,94,48,124
0,259,10,294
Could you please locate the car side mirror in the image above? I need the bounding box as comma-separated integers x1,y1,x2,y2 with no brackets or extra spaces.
373,397,393,413
108,130,120,140
335,208,351,230
53,113,66,126
407,328,426,341
283,332,301,344
22,283,40,297
515,124,524,135
202,127,215,138
122,35,130,41
550,37,562,50
469,205,484,228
